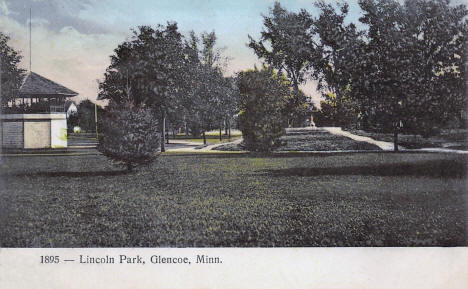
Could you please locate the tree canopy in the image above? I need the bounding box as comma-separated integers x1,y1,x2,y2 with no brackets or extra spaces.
248,2,316,126
0,32,26,107
347,0,467,141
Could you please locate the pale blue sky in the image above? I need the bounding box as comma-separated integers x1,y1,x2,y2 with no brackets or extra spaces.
0,0,466,104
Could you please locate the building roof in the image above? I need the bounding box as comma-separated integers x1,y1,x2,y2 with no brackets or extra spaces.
19,72,78,97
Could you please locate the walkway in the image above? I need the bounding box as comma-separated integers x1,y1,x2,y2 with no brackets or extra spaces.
322,127,399,151
166,138,243,152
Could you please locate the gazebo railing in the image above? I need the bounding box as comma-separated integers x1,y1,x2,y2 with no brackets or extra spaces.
2,102,66,114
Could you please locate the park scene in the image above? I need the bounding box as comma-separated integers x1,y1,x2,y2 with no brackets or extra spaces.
0,0,467,247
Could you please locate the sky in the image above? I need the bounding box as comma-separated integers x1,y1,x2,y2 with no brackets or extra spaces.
0,0,467,106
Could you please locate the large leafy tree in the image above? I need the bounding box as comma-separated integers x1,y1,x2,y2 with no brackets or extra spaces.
400,0,467,133
348,0,467,150
349,0,408,148
99,23,189,152
248,2,316,126
313,1,363,128
98,40,148,106
0,32,26,107
183,31,238,143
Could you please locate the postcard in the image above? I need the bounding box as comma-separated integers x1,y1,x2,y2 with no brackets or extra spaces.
0,0,467,288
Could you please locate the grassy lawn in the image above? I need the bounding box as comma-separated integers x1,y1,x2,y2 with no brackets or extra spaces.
0,152,466,247
276,130,380,151
215,128,380,151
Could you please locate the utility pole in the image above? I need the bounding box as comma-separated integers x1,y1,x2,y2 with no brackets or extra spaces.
94,102,98,139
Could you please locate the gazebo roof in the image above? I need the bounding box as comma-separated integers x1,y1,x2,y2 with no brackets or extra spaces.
19,72,78,97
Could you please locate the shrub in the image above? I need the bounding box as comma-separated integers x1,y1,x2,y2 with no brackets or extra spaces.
98,103,160,171
237,66,288,151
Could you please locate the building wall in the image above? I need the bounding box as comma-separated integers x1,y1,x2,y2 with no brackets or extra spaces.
1,113,67,149
51,118,67,148
2,121,23,148
24,121,51,149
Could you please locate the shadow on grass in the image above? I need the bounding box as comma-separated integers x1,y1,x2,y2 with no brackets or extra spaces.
165,151,463,159
2,170,129,178
261,160,467,178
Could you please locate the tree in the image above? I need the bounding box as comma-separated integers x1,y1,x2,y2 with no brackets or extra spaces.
98,25,239,148
74,99,104,133
248,2,317,126
237,66,288,152
313,91,357,127
98,23,189,152
183,31,238,143
347,0,468,150
97,102,160,171
313,1,362,128
400,0,467,134
0,32,26,108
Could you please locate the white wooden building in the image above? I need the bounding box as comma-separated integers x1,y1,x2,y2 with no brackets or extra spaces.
1,72,78,149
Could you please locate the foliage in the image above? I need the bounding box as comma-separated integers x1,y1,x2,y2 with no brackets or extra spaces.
237,66,288,151
97,103,160,171
0,32,26,107
98,24,186,109
313,92,358,127
350,0,467,138
248,2,318,89
311,1,362,128
98,25,238,147
71,99,105,133
182,31,238,140
98,23,189,151
248,2,316,126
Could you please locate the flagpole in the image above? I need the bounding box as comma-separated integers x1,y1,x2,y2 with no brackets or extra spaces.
29,8,32,72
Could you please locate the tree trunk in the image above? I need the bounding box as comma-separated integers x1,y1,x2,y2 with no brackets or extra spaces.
393,128,399,152
228,122,231,139
203,131,206,145
165,120,169,144
219,126,222,141
161,114,166,152
225,120,228,135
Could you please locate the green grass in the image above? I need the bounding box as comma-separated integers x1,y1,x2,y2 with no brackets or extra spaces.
0,152,466,247
214,129,381,151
